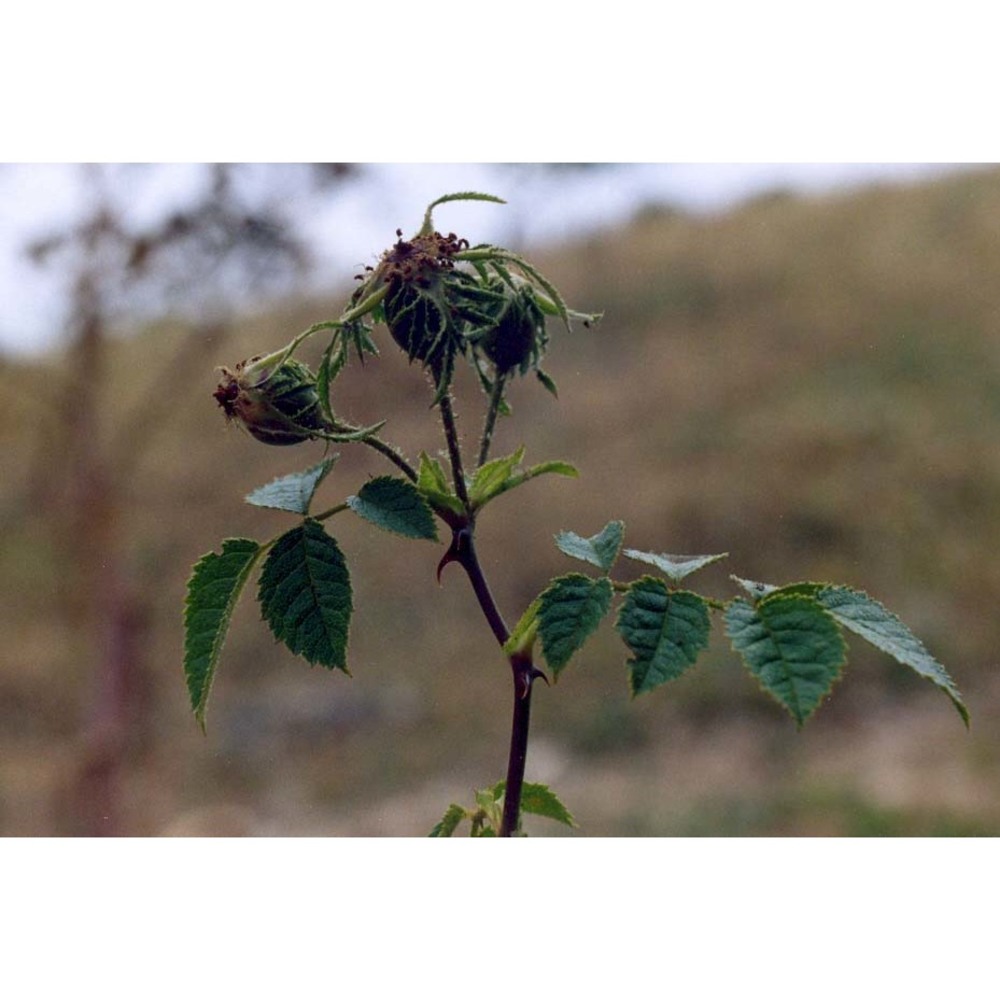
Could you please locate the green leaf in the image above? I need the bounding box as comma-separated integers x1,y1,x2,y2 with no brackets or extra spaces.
616,579,711,696
258,520,352,671
536,368,559,397
518,782,577,828
417,451,464,516
316,336,346,425
623,549,728,583
501,460,578,498
816,586,969,726
725,595,847,726
554,520,624,573
491,780,577,829
183,538,262,730
469,446,525,507
524,460,577,479
422,191,506,233
731,575,779,601
429,803,468,838
503,598,541,657
538,574,613,674
732,576,826,603
347,476,438,541
244,458,337,515
470,451,577,511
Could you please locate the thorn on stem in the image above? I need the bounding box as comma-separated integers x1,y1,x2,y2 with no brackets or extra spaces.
436,526,471,584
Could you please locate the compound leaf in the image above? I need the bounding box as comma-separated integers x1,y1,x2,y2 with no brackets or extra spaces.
817,586,968,726
538,574,613,674
624,549,728,583
616,579,711,696
183,538,262,730
244,458,337,515
554,520,624,573
348,475,438,541
725,595,846,726
258,520,352,671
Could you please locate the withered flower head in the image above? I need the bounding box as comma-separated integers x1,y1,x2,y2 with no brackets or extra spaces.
214,352,329,446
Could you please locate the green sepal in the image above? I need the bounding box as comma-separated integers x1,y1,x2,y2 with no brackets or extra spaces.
244,458,338,515
183,538,262,731
258,520,352,672
347,476,439,541
537,574,613,675
816,586,969,726
554,520,624,573
724,594,847,727
623,549,728,583
615,578,711,696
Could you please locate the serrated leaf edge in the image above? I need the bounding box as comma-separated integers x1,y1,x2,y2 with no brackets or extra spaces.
537,573,613,674
244,458,338,515
347,475,439,541
816,585,969,726
183,539,263,731
725,594,847,727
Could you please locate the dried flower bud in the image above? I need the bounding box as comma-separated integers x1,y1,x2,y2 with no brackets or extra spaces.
214,353,329,445
382,277,451,365
376,230,468,366
480,285,547,375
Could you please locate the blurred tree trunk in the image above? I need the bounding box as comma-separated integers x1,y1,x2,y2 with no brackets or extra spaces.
59,203,145,835
24,163,353,834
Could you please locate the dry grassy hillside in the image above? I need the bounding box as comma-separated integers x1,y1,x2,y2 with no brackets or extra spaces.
3,169,999,835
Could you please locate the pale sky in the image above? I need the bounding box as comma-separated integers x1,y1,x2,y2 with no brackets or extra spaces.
0,163,974,357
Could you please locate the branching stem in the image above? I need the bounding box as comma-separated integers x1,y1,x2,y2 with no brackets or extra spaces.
477,372,507,468
362,435,418,482
448,526,540,837
436,378,472,511
436,374,538,837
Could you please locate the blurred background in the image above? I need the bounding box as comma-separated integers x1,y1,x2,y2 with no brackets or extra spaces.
1,162,997,837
